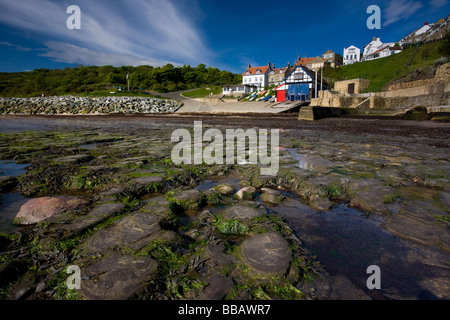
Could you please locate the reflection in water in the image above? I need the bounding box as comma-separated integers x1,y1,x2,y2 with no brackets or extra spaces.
286,148,333,170
271,199,450,300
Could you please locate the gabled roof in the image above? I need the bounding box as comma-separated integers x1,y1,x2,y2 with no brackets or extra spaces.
270,67,288,75
242,66,270,76
295,57,315,66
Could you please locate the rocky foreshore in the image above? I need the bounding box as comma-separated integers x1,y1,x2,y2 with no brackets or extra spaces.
0,96,183,115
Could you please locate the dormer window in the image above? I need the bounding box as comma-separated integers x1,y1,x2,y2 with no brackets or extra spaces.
256,70,261,74
246,71,250,75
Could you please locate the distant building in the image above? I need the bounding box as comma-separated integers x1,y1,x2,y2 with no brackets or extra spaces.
268,63,290,86
334,79,370,95
222,85,257,96
362,37,401,62
242,63,272,88
343,45,361,65
322,50,342,68
295,55,324,71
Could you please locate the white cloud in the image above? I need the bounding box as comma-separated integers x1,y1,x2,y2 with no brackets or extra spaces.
0,41,32,52
0,0,211,67
40,41,181,67
383,0,424,26
430,0,448,9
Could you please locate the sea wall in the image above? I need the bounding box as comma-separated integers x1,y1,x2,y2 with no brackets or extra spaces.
0,96,183,115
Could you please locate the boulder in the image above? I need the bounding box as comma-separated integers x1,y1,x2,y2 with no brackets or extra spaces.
240,232,291,274
234,187,256,201
14,197,87,225
213,184,235,196
260,188,285,205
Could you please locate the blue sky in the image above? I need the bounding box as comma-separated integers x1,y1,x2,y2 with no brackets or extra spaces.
0,0,449,73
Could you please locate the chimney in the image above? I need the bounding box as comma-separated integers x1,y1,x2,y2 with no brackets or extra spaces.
372,37,376,41
377,37,380,41
424,21,428,25
287,61,290,68
272,63,275,69
248,64,251,69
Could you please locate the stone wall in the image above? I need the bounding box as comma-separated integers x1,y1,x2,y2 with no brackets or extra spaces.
0,96,183,115
386,62,450,91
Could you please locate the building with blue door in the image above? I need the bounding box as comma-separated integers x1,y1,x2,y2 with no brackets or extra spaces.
284,65,326,101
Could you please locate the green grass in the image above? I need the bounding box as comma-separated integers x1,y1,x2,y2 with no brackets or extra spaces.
323,41,444,92
182,86,223,98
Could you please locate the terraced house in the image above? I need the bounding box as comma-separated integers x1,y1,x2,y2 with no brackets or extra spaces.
268,63,290,86
242,63,272,88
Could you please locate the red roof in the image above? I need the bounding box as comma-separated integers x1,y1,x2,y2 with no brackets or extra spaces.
243,66,270,76
295,57,315,66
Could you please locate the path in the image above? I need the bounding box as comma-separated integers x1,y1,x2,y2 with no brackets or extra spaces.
148,89,300,113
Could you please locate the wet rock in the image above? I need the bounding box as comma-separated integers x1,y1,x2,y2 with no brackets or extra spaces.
240,232,291,274
382,202,450,252
13,197,87,225
310,198,333,211
61,202,126,235
80,251,158,300
0,176,18,193
348,179,394,215
213,184,235,196
260,188,285,205
222,205,265,221
53,154,93,165
169,189,205,210
234,187,256,201
84,211,176,253
329,275,371,300
200,275,234,300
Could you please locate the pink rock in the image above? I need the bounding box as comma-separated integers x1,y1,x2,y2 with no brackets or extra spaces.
14,197,87,225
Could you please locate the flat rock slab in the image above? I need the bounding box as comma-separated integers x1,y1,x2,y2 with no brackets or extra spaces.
54,154,93,165
80,251,158,300
14,197,87,225
348,179,394,214
171,189,204,210
222,205,265,221
240,232,291,274
84,211,175,254
132,176,163,185
200,275,234,300
61,202,125,234
382,203,450,252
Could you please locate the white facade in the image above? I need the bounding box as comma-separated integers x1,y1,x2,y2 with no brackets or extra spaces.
222,85,256,96
343,45,361,65
362,37,400,62
242,65,271,88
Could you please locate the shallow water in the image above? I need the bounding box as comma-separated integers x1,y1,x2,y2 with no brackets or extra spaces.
271,199,450,300
0,160,30,233
0,160,29,177
0,193,28,233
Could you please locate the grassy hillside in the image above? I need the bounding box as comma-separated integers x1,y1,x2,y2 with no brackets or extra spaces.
323,40,445,92
182,86,223,98
0,64,242,98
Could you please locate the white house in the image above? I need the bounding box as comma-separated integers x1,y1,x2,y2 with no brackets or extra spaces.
222,85,257,96
242,63,272,88
362,37,401,62
343,45,361,65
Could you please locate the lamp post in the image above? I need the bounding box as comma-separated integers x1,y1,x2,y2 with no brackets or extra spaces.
126,73,130,92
